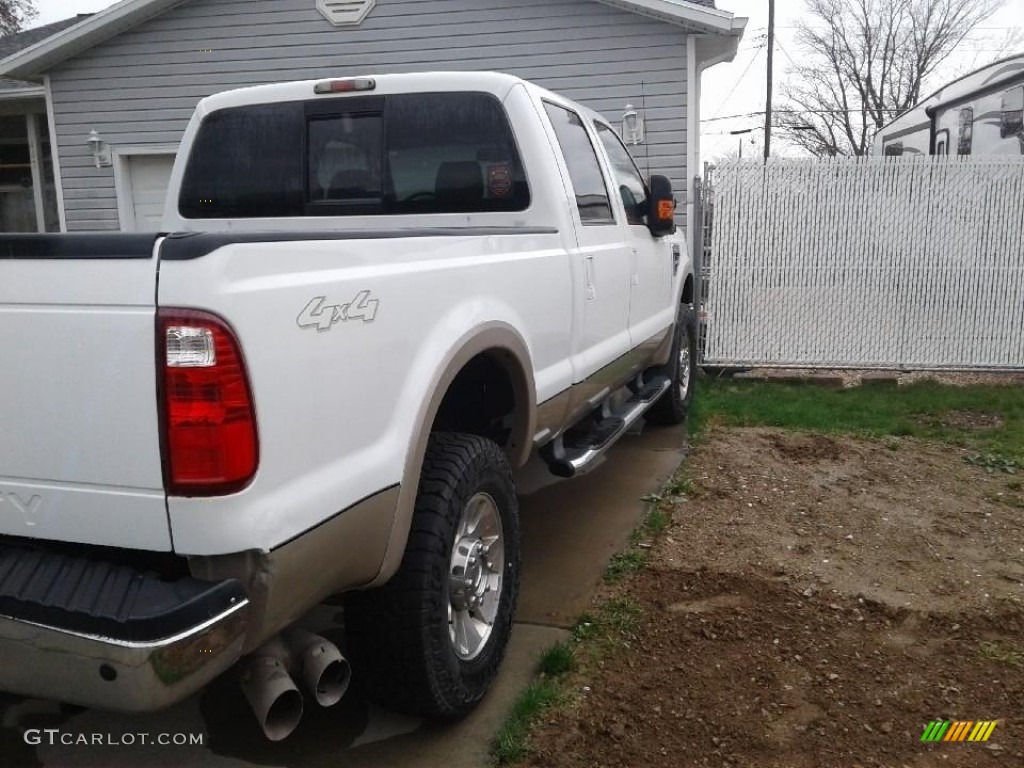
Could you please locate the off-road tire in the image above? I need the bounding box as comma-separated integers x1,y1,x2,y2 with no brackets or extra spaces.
646,303,698,426
346,432,521,718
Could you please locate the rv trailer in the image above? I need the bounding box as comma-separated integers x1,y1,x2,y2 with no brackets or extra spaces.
873,53,1024,157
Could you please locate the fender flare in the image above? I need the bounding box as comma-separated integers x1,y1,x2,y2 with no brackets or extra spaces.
367,322,536,587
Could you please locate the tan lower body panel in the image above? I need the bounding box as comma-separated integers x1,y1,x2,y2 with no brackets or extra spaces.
188,485,399,652
534,325,673,445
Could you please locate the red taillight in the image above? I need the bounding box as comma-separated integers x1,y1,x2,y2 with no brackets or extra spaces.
158,309,258,496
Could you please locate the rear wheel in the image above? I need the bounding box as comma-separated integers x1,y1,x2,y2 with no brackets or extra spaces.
646,304,697,426
346,432,520,718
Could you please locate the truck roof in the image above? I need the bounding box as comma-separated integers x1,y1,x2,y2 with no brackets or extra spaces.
196,71,576,116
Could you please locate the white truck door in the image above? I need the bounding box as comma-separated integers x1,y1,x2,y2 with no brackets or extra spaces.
594,122,673,346
542,101,632,382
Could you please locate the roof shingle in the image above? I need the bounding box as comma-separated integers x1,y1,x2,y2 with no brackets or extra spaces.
0,15,92,93
0,16,91,59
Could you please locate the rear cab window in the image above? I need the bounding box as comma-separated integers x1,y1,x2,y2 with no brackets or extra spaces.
179,92,531,219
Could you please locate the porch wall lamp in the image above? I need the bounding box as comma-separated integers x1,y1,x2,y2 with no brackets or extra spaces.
87,130,112,169
622,103,645,146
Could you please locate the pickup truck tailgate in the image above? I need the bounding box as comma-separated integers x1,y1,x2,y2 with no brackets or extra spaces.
0,235,172,551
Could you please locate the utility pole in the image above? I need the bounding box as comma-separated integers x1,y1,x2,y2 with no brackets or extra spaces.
764,0,776,160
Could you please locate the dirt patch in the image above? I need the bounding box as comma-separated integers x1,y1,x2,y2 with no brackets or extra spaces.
766,433,843,463
673,428,1024,613
525,428,1024,767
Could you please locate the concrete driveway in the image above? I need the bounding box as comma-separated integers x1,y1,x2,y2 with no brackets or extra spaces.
0,423,687,768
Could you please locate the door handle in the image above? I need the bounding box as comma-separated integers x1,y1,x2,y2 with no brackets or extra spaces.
585,255,596,300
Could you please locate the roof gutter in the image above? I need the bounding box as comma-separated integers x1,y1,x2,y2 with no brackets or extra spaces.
0,0,186,82
693,16,748,71
596,0,745,35
0,85,45,100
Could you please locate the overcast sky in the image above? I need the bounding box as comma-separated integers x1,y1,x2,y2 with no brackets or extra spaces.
704,0,1024,159
31,0,1024,160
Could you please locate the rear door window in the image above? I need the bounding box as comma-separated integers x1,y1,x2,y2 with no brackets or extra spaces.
542,102,615,225
179,92,530,218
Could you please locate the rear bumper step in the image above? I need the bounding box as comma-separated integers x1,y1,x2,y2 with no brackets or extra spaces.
0,541,249,712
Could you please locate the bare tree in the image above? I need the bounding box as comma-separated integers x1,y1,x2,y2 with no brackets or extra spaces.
0,0,37,36
780,0,1008,156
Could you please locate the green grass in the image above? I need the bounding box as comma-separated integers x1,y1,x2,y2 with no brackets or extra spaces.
977,641,1023,669
629,494,674,546
603,551,648,583
572,597,642,647
663,475,696,497
965,454,1022,474
643,507,670,536
493,678,564,764
697,379,1024,460
493,643,576,765
538,642,576,677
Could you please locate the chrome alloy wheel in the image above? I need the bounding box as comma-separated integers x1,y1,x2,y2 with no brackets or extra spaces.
678,324,692,400
448,492,505,661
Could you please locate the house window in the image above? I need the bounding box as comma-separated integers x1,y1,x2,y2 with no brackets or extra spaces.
543,102,614,224
1001,86,1024,139
935,129,949,156
957,108,974,155
883,141,904,157
0,113,59,233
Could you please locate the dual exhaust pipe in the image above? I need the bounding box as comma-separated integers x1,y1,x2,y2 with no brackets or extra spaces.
238,630,351,741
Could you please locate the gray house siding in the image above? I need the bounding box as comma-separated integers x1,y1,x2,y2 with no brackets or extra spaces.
49,0,689,232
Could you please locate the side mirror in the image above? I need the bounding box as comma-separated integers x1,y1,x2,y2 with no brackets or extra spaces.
647,175,676,237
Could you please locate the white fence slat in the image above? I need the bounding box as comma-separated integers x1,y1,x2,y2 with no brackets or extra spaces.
703,156,1024,370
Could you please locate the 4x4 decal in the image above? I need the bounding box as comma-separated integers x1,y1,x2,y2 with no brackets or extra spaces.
297,291,380,331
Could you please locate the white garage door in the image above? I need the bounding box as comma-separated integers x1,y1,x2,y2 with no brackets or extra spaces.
121,154,175,231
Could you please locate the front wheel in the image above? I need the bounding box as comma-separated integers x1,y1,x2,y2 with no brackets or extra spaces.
346,432,521,718
646,304,697,426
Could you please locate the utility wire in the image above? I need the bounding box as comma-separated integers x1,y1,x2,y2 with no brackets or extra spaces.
702,108,908,124
710,45,765,119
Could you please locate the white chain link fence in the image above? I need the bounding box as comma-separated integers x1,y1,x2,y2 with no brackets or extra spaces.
702,157,1024,370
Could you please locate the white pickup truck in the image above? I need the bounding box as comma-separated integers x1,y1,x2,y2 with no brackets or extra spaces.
0,72,695,740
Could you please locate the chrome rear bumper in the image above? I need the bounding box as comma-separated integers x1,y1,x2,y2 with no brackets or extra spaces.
0,599,249,712
0,540,250,711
